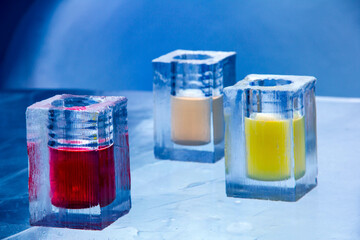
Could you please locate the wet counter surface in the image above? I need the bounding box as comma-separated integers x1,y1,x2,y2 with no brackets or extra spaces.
0,90,359,239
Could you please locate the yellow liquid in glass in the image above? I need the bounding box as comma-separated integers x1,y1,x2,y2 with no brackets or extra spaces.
245,114,306,181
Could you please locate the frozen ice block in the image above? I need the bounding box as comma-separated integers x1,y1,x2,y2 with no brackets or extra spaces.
153,50,236,163
26,94,131,230
224,74,317,201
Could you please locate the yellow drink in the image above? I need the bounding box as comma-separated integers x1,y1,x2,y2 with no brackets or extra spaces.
245,114,306,181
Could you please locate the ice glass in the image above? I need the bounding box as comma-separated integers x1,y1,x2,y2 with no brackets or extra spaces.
224,74,317,201
153,50,236,163
26,94,131,230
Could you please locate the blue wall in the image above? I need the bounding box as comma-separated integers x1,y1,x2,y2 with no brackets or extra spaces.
0,0,359,97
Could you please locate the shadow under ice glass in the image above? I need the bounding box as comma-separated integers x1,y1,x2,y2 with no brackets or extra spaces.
153,50,236,163
26,95,131,230
224,74,318,201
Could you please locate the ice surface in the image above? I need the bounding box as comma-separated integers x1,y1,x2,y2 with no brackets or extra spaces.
1,90,360,239
153,50,236,163
152,50,235,62
235,74,316,92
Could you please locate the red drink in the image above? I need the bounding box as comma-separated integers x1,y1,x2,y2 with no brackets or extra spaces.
49,145,116,209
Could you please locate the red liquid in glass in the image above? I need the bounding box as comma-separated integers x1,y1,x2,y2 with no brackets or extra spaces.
49,145,116,209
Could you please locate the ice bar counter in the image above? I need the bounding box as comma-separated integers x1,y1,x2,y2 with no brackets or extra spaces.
224,74,318,201
26,94,131,229
152,50,236,163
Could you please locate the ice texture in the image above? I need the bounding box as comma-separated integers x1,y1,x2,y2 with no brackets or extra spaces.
1,91,360,239
223,74,318,201
26,94,131,230
153,50,236,163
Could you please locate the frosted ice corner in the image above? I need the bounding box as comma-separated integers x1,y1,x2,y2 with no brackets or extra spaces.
224,74,318,201
26,94,131,230
153,50,236,163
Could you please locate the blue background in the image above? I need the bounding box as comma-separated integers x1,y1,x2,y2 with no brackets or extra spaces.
0,0,359,97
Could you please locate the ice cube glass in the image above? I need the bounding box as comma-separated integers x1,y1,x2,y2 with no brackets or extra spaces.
224,74,318,201
26,94,131,230
153,50,236,163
